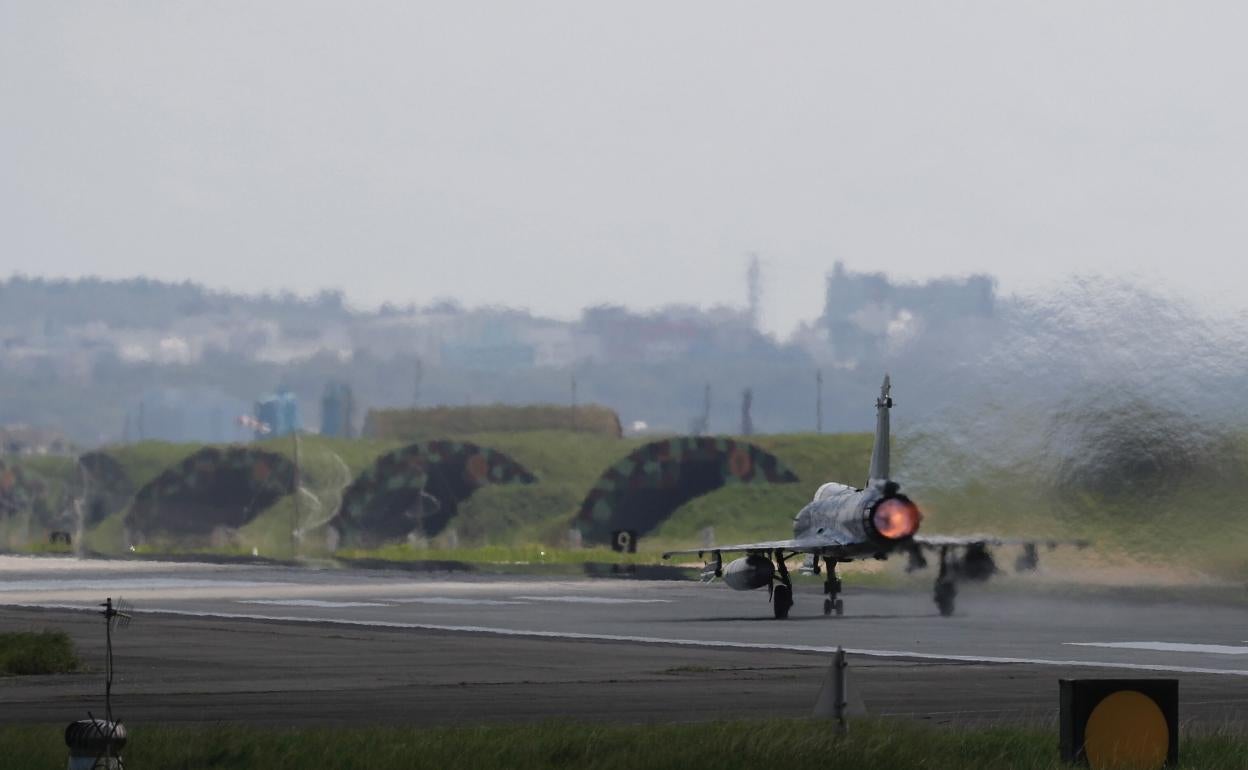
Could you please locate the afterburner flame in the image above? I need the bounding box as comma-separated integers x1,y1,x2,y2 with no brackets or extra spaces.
872,497,922,539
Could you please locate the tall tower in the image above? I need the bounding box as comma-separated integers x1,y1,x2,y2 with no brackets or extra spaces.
740,387,754,436
746,253,762,331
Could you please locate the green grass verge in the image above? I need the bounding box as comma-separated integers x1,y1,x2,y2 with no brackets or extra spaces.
1,719,1243,770
9,429,1248,581
0,630,79,676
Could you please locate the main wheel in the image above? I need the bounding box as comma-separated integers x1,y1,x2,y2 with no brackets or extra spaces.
773,584,793,619
823,598,833,616
834,598,844,616
935,580,957,617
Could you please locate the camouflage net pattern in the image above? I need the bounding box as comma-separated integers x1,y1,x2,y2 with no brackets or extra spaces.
78,451,134,528
573,437,800,544
126,447,296,540
0,459,49,520
332,440,537,547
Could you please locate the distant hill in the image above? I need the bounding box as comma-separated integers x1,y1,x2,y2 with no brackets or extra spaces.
0,275,354,329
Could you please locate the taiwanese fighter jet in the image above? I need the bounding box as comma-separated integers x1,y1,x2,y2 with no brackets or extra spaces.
662,375,1083,619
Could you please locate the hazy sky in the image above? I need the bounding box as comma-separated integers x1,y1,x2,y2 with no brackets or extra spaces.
4,2,1247,335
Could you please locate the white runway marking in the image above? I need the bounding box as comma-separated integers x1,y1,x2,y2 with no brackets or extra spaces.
238,599,391,609
14,602,1248,678
1067,641,1248,655
0,578,293,592
382,597,528,606
513,596,671,604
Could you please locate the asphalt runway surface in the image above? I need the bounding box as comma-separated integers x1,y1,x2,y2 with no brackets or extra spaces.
3,556,1248,727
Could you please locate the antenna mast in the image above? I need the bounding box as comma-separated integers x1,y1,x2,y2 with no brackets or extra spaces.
815,369,824,433
746,253,762,331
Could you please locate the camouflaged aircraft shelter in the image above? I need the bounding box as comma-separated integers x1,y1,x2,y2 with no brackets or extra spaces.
573,437,800,545
126,447,296,540
332,440,537,547
0,459,49,521
78,451,135,528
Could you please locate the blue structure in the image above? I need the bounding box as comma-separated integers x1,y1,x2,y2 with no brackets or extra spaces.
255,391,301,438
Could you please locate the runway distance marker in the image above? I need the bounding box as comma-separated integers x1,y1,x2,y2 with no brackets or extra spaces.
1060,679,1177,768
12,602,1248,678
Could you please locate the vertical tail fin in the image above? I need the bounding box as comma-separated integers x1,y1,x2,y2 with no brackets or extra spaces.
867,374,892,485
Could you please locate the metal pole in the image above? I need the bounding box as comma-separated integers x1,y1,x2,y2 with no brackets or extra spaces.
832,645,847,734
816,369,824,433
291,430,301,558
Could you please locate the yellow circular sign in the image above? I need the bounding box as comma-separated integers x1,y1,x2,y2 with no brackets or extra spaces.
1085,690,1169,770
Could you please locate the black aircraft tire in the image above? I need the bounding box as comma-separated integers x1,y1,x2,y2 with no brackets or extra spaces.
773,585,793,620
823,598,845,617
935,581,957,617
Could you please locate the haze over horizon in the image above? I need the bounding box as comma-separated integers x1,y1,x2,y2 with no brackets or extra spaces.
6,2,1248,335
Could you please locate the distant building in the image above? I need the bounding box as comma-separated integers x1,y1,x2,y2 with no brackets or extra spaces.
0,424,73,456
439,318,536,370
578,304,754,365
255,391,300,438
320,382,355,438
128,387,251,443
821,261,996,363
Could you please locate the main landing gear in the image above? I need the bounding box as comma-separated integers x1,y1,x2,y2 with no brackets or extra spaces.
934,546,957,617
771,549,794,620
822,559,844,617
769,552,847,619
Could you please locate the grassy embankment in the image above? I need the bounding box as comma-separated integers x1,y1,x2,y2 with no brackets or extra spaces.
1,719,1244,770
8,429,1248,580
0,630,78,676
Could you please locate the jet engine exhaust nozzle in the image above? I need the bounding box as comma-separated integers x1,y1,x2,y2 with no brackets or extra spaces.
871,497,922,540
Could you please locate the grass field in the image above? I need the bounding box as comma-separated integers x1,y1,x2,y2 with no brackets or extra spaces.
1,719,1242,770
0,630,78,676
7,429,1248,581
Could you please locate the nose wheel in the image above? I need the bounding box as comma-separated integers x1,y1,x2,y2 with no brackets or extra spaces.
822,559,844,616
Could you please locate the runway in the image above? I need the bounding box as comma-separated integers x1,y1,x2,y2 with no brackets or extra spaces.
3,556,1248,726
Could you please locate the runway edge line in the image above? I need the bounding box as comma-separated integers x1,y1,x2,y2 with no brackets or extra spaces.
10,601,1248,678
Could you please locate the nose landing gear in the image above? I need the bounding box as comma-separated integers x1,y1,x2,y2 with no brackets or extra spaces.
822,559,844,617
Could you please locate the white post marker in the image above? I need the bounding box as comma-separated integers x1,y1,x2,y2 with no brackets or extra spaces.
813,646,850,733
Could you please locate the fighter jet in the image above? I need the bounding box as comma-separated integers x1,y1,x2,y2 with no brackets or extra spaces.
662,375,1083,619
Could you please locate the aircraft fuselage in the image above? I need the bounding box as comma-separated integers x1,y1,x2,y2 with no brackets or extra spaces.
792,481,921,560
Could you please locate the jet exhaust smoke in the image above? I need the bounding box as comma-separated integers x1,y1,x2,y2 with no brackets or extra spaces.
886,277,1248,573
895,277,1248,490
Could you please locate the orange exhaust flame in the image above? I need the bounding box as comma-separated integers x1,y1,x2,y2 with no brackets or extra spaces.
873,498,922,539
